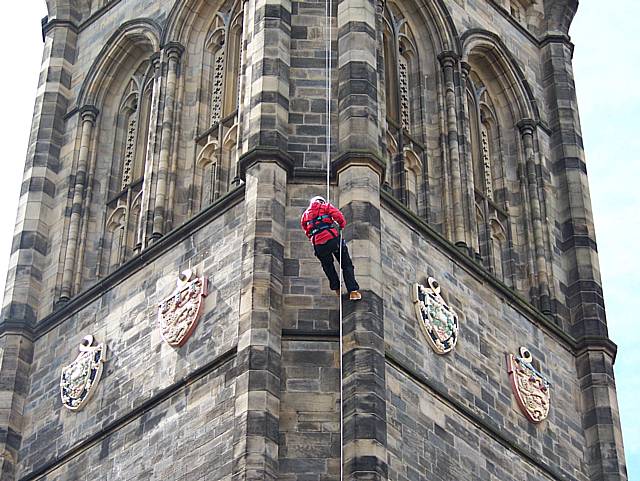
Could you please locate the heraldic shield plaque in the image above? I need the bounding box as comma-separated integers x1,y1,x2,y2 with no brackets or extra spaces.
158,269,208,347
506,347,551,423
413,277,459,354
60,335,107,411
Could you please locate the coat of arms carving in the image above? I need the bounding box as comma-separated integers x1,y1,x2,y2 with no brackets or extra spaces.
506,347,551,423
60,335,107,411
158,269,208,347
412,277,459,354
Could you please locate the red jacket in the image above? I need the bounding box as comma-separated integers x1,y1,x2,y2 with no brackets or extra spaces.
300,200,346,245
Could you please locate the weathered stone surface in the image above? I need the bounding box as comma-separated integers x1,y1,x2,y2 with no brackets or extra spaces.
0,1,626,480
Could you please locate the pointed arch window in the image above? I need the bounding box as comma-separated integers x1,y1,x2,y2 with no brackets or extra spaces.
206,10,243,126
382,3,427,215
383,6,418,135
467,72,512,284
404,149,422,213
467,76,501,202
197,5,244,209
104,60,155,272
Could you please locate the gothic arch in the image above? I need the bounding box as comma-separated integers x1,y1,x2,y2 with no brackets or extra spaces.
460,29,539,122
163,0,232,46
382,0,456,214
77,19,161,108
386,0,460,54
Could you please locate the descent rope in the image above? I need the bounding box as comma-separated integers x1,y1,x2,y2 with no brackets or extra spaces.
323,0,344,478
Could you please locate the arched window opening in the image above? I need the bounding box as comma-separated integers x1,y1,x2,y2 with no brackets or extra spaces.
104,59,155,272
489,219,508,282
105,207,126,271
196,4,244,209
196,141,219,207
208,26,226,126
468,75,503,203
404,148,422,213
466,69,513,286
204,10,243,130
382,3,426,214
383,6,418,135
384,132,398,190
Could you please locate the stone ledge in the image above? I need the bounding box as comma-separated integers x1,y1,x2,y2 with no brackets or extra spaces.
238,147,295,180
332,150,386,181
18,346,237,481
575,336,618,363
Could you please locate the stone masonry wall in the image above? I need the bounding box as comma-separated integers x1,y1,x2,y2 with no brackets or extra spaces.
25,362,236,481
381,204,588,480
279,182,341,480
1,0,625,480
17,199,244,478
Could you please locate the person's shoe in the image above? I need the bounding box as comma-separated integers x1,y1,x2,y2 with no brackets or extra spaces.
332,288,341,296
349,291,362,301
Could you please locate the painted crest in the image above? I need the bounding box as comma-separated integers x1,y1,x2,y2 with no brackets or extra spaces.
506,347,551,423
412,277,459,354
60,335,107,411
158,269,208,347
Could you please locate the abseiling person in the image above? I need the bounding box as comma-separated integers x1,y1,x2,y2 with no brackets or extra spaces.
300,196,362,301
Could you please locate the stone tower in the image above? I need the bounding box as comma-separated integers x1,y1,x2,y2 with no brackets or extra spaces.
0,0,626,479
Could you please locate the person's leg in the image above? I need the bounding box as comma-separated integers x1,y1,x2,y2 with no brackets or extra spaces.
315,238,341,291
333,239,360,292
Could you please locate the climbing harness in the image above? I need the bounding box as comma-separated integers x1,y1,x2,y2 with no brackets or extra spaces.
304,213,337,238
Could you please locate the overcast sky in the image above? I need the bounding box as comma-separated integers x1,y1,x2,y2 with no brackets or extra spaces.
0,2,637,478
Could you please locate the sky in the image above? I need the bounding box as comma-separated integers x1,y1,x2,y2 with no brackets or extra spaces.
0,2,637,478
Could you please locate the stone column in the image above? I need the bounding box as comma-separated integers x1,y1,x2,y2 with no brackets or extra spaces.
240,0,291,154
518,119,551,313
541,36,626,479
438,52,466,249
0,334,33,480
152,43,184,240
59,106,98,302
334,156,387,481
2,20,77,325
337,0,379,154
137,53,161,251
459,61,480,255
232,160,288,481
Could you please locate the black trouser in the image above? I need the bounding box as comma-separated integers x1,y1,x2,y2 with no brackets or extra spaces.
313,237,360,292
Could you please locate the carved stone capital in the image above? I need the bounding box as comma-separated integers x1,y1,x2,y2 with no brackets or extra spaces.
163,41,185,61
149,52,161,71
460,61,471,79
517,118,537,136
437,51,460,69
79,105,99,123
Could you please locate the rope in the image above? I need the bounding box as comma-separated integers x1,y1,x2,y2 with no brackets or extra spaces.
338,231,344,481
325,0,332,203
323,0,343,478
